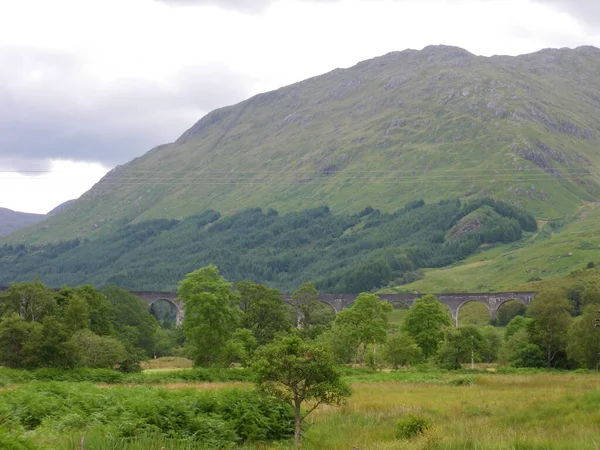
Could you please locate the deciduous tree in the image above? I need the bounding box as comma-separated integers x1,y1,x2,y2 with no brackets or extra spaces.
253,335,351,449
382,332,422,368
567,304,600,369
333,293,393,363
402,294,451,359
179,265,240,366
527,291,572,368
237,280,291,344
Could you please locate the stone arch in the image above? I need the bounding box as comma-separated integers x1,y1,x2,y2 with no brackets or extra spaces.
283,299,337,328
317,300,339,314
492,297,528,325
148,298,183,326
453,299,492,327
389,299,412,310
455,300,492,327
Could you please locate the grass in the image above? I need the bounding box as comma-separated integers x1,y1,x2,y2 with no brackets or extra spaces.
141,357,193,371
248,372,600,449
5,368,600,448
399,203,600,293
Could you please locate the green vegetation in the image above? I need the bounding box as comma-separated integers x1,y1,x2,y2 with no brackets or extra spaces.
0,282,166,371
0,198,535,292
253,335,351,449
10,46,600,246
400,204,600,292
0,208,44,238
3,265,600,447
0,383,294,449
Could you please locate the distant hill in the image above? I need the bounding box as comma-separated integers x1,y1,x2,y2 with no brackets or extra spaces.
0,199,536,292
8,45,600,244
0,208,45,237
47,200,76,216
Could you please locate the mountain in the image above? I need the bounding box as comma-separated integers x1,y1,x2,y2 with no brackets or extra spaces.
47,200,76,216
0,199,536,292
0,208,45,237
6,45,600,247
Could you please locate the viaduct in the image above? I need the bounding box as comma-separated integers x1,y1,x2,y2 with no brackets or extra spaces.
0,287,534,327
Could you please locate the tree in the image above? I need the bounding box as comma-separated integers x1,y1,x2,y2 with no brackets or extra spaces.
178,265,240,366
253,335,351,449
567,304,600,369
102,286,158,357
527,291,572,368
0,314,35,368
291,282,319,333
333,293,393,363
222,328,257,366
436,326,484,370
74,285,114,336
67,330,127,368
22,316,72,368
383,332,422,368
237,281,291,345
402,294,451,359
0,280,56,322
63,294,90,332
499,319,542,368
479,326,502,363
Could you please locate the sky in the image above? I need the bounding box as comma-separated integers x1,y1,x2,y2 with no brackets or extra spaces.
0,0,599,214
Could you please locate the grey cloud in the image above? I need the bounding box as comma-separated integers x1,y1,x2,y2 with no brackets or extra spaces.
161,0,600,26
0,47,254,171
532,0,600,27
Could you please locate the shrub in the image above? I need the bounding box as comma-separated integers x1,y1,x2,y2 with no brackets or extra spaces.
0,382,294,447
396,413,431,440
0,428,40,450
448,375,474,386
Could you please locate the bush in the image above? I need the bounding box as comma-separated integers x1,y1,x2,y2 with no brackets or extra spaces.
448,375,474,386
0,383,294,447
587,261,595,269
396,413,431,439
0,428,40,450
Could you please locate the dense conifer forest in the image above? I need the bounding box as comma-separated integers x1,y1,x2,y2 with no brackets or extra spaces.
0,198,535,292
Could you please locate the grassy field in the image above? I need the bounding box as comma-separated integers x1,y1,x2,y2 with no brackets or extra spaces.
3,367,599,449
258,372,600,450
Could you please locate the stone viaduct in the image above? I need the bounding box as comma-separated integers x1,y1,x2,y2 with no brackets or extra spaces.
105,291,538,327
0,287,535,327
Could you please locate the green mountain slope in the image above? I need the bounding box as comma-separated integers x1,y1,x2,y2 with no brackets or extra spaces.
0,199,535,292
389,202,600,293
0,208,45,237
8,45,600,244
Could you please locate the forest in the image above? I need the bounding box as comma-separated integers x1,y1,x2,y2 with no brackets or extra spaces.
0,197,536,293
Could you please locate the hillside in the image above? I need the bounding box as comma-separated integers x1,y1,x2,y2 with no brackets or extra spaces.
0,208,45,237
7,45,600,244
385,201,600,293
0,199,535,292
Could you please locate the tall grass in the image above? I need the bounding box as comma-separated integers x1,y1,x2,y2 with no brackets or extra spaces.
244,373,600,449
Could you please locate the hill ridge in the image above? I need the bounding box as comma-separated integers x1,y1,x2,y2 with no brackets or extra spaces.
5,44,600,244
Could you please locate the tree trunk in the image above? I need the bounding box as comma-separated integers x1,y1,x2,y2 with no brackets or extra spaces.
294,405,302,450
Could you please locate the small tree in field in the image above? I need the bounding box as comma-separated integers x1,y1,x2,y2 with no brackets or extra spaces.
253,335,351,449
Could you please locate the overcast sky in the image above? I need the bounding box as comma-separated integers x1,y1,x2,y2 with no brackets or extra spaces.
1,0,599,214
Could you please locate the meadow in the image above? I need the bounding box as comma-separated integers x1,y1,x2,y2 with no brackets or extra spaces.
2,366,600,449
